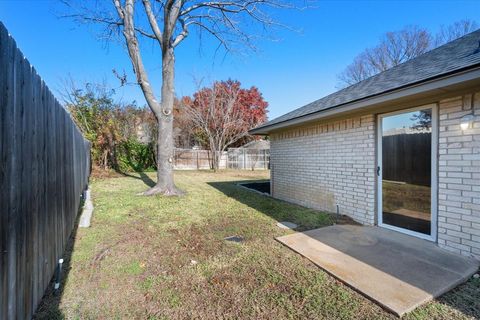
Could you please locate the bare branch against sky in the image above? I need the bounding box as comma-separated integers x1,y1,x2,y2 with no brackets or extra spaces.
337,19,478,88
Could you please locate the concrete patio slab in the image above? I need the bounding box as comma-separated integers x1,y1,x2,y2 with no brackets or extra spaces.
276,225,479,317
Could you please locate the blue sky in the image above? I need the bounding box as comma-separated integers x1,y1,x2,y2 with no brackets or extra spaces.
0,0,479,120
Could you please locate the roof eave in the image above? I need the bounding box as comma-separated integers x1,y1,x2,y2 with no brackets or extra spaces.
250,66,480,135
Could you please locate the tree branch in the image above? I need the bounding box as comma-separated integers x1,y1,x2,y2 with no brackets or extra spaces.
172,16,189,47
142,0,164,48
64,14,159,39
118,0,162,117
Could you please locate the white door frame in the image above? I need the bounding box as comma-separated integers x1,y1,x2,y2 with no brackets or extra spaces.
377,104,438,242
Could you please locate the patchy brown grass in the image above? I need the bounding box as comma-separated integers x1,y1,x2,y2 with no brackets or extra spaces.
34,170,479,320
383,181,431,213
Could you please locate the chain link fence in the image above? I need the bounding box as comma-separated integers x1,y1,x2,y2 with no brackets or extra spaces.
227,148,270,170
173,148,269,170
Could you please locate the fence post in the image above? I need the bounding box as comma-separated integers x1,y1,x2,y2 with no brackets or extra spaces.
243,149,246,170
264,149,267,169
196,150,199,170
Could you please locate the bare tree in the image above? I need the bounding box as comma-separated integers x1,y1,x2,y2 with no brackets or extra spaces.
337,53,375,87
338,26,431,87
338,20,478,87
184,82,253,171
64,0,296,195
249,150,260,171
435,19,478,46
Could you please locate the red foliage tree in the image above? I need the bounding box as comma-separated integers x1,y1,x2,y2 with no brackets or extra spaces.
184,80,268,170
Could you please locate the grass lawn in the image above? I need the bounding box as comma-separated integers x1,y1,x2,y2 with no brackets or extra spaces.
35,170,479,319
382,181,431,214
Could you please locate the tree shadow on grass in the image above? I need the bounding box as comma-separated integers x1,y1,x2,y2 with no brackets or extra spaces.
207,180,349,232
32,199,83,319
114,143,156,188
117,170,156,188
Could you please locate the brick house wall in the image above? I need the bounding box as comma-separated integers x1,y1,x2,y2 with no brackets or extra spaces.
270,115,376,225
438,92,480,258
270,90,480,259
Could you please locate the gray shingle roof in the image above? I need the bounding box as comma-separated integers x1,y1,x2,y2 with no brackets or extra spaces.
254,29,480,132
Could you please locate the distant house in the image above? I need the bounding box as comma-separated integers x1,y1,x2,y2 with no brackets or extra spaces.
240,139,270,150
251,30,480,259
136,122,152,144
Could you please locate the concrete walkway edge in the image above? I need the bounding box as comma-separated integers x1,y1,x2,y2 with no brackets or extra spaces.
79,186,94,228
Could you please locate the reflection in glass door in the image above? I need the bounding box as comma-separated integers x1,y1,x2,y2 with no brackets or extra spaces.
378,106,436,239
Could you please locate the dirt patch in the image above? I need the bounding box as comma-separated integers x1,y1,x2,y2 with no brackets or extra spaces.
90,166,125,179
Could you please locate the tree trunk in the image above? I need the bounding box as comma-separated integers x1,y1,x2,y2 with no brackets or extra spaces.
143,48,183,196
103,150,108,170
211,148,218,172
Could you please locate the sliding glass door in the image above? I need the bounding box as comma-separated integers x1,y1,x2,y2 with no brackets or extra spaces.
377,105,437,240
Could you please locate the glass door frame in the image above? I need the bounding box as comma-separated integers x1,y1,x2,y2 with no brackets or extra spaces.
376,104,438,242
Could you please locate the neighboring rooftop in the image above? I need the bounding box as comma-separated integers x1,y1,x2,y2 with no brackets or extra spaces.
252,29,480,134
239,139,270,149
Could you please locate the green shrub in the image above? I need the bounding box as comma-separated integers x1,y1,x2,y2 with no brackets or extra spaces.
117,139,157,172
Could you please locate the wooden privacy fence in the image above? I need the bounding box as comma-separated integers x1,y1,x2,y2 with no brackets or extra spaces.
382,132,431,186
0,22,91,320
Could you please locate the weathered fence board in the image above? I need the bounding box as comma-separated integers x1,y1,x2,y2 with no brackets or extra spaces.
382,132,431,186
0,22,91,320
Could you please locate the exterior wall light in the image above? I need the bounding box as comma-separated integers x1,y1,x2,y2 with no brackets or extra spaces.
460,114,474,130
